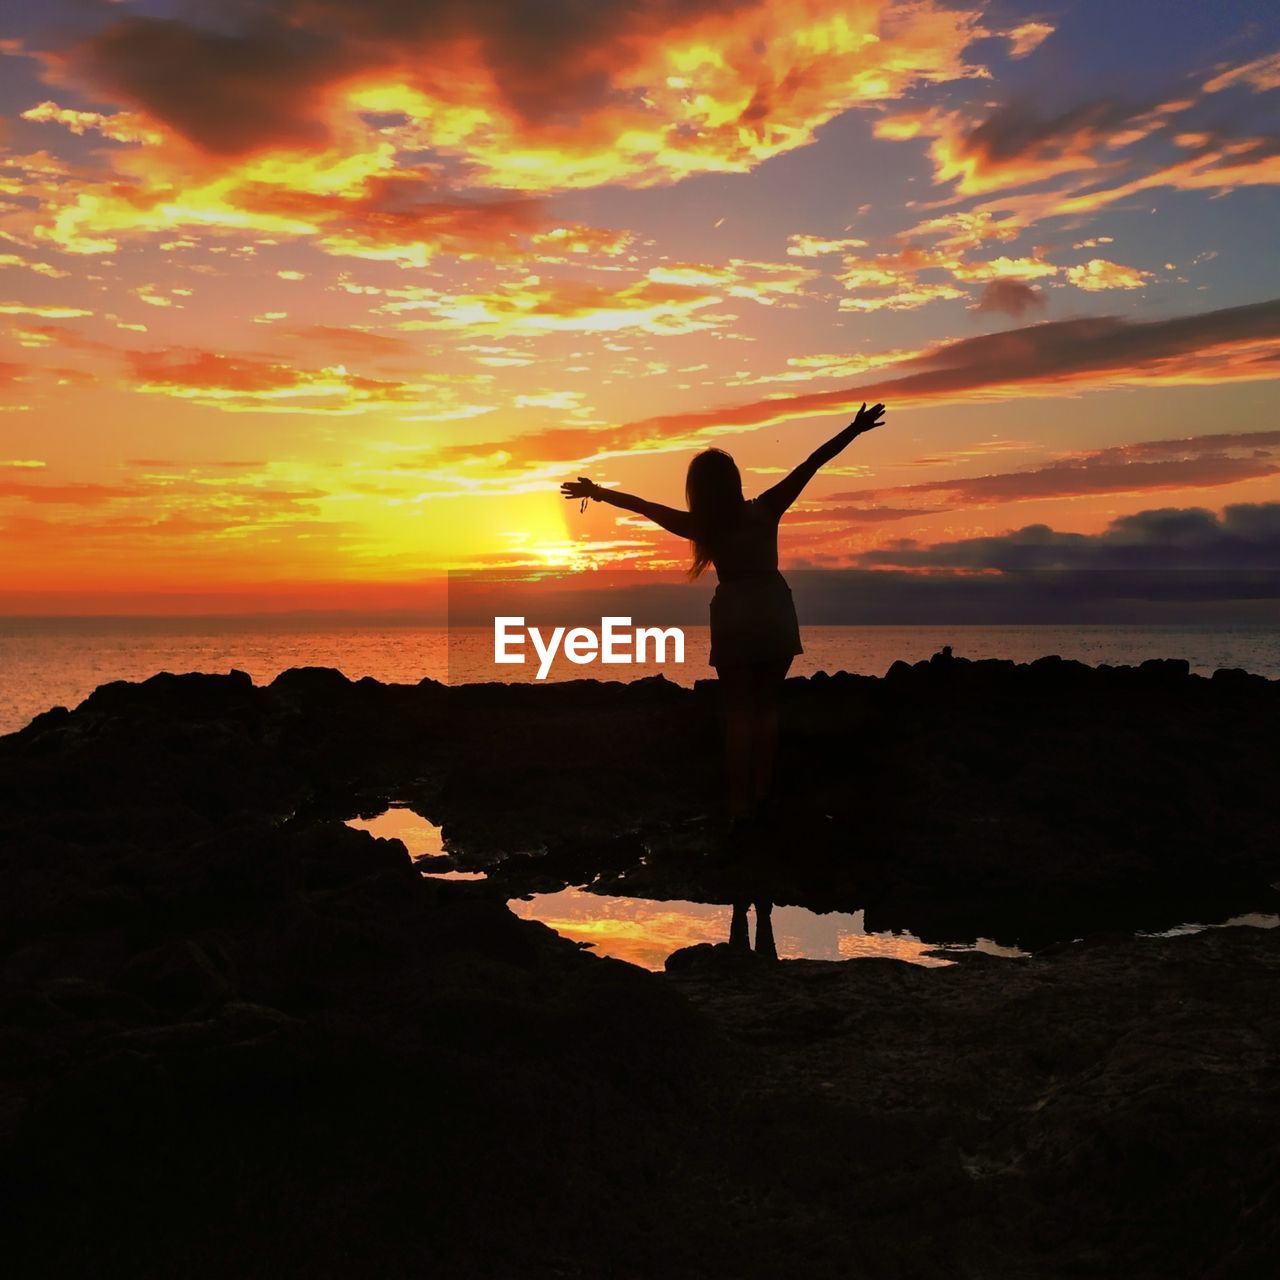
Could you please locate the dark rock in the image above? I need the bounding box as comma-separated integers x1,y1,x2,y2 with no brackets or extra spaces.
1212,666,1268,688
1139,656,1192,679
1,655,1278,1276
116,938,235,1017
665,941,774,974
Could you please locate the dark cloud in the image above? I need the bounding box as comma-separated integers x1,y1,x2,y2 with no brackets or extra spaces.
958,97,1142,166
850,503,1280,571
788,566,1280,625
305,0,754,125
829,430,1280,506
784,503,1280,622
881,299,1280,397
62,0,756,155
971,279,1045,317
787,504,950,524
70,15,361,155
449,507,1280,624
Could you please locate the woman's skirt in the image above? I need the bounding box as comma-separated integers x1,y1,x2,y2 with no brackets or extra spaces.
709,572,803,668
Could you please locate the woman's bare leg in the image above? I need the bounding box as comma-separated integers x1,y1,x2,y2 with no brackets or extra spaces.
716,665,755,820
750,659,791,810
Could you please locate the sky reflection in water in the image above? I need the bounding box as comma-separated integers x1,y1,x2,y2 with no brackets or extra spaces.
345,808,1025,969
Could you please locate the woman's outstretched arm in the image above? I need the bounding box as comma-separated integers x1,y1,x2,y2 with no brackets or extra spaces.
758,402,886,518
561,477,696,539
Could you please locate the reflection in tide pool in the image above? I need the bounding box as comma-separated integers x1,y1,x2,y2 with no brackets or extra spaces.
509,886,1026,971
344,807,485,880
347,806,442,855
1142,912,1280,938
346,808,1276,971
346,809,1027,969
510,890,733,972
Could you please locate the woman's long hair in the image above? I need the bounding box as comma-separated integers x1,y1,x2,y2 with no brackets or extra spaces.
685,448,745,578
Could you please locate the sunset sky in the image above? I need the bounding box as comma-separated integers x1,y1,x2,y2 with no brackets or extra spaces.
1,0,1278,612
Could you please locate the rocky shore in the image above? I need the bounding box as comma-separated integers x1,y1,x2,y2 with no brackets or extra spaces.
2,655,1277,1276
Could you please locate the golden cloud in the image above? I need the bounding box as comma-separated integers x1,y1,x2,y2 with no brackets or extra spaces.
19,100,163,145
0,301,93,318
829,240,1057,312
13,1,996,261
1064,259,1150,291
376,259,814,335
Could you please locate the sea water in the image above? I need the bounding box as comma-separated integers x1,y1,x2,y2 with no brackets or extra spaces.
3,617,1279,735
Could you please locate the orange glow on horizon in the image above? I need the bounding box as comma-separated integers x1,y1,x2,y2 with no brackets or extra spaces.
0,3,1277,606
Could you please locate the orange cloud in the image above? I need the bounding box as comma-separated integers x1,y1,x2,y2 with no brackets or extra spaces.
0,479,149,505
13,1,997,262
729,348,922,387
828,431,1280,507
278,324,412,358
56,1,989,179
1001,21,1054,59
434,297,1280,467
881,85,1280,246
123,346,494,417
969,134,1280,239
1203,51,1280,95
875,97,1183,196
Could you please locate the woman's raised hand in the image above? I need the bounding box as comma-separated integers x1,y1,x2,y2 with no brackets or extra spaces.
560,476,597,501
851,402,886,434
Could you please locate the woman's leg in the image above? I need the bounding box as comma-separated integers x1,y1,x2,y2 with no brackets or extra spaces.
749,658,791,810
716,664,756,820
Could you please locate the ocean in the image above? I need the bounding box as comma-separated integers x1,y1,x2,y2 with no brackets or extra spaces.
2,617,1279,736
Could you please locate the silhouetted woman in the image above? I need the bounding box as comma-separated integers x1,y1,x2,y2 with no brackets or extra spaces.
562,402,886,825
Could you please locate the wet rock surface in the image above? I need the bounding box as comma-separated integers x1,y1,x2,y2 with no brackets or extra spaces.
666,925,1280,1279
439,651,1280,945
1,657,1278,1276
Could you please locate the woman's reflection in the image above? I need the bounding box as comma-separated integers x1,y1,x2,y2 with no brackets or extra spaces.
729,897,777,959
